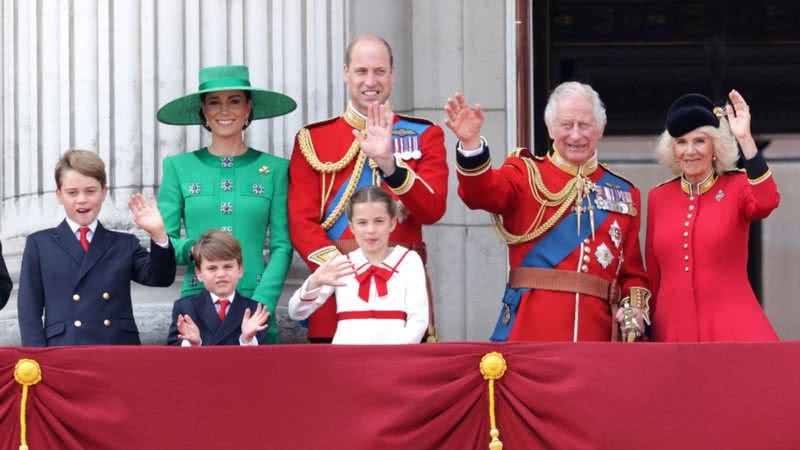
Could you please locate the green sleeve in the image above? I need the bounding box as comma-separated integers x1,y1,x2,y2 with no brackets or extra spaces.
158,156,196,266
251,158,293,315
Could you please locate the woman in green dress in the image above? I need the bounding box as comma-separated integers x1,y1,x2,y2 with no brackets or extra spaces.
157,65,296,344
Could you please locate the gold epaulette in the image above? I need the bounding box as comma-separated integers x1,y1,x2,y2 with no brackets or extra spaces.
506,147,535,160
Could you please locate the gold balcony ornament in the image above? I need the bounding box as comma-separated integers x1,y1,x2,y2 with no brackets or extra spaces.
480,352,508,450
14,359,42,450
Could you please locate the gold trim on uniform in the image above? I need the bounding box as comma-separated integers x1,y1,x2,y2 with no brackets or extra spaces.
680,172,717,195
388,160,415,196
456,157,492,177
298,128,361,174
320,152,368,230
548,146,598,176
308,246,342,266
749,169,772,185
343,102,394,131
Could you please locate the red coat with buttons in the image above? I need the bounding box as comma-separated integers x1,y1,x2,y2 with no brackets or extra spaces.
646,162,779,342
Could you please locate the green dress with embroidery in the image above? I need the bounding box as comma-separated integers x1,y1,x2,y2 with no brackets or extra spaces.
158,148,292,344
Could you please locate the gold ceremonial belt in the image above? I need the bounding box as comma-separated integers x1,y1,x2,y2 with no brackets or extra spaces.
508,267,614,303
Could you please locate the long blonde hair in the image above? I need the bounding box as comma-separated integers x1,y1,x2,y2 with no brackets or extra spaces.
654,118,739,175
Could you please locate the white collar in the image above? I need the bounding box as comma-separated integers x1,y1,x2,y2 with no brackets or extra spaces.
65,217,99,234
209,291,237,303
348,246,408,273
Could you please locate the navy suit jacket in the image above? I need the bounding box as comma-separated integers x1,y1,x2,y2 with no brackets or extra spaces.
0,242,11,310
18,220,176,347
168,290,269,346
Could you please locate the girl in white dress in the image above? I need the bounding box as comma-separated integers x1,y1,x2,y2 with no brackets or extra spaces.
288,186,429,344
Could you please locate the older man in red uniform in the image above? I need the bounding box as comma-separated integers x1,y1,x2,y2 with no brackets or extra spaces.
444,82,649,342
289,35,448,342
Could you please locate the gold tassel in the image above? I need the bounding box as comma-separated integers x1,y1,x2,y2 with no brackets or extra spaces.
14,359,42,450
480,352,508,450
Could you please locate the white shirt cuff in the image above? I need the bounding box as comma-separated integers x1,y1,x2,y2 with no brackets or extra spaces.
239,334,259,346
181,337,202,347
457,137,487,157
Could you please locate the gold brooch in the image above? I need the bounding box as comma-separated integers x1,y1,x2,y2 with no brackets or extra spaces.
258,165,270,175
712,106,726,118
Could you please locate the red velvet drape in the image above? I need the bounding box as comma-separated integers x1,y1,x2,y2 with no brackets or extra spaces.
1,343,798,449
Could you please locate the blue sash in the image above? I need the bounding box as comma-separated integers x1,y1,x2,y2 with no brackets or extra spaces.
324,165,374,240
490,170,631,341
322,118,431,240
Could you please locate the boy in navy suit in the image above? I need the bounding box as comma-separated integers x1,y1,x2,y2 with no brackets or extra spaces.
18,149,176,347
168,230,270,346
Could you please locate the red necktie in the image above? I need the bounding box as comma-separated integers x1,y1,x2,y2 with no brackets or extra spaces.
355,266,394,302
215,299,230,321
79,227,90,252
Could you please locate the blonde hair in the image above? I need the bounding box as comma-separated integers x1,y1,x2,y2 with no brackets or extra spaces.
654,119,739,175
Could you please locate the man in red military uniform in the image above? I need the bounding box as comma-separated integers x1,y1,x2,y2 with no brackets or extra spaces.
289,35,448,342
444,82,649,342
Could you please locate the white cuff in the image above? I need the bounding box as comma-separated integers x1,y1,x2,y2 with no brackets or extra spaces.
239,334,259,346
181,337,202,347
457,137,487,157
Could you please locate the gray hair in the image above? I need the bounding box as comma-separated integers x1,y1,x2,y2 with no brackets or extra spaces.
654,119,739,175
543,81,607,132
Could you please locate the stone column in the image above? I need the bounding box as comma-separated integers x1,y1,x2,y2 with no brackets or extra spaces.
0,0,347,345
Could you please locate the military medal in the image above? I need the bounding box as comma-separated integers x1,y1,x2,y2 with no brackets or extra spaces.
595,184,637,216
594,243,614,269
609,220,622,248
259,165,270,174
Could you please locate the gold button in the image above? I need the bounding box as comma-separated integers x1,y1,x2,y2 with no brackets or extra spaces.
583,246,591,252
684,221,690,226
103,319,111,327
74,320,82,328
581,265,588,272
689,205,695,211
583,239,590,244
684,255,689,261
690,196,695,201
72,294,80,301
683,243,689,249
687,214,693,218
103,292,110,300
684,267,689,272
683,231,689,237
583,255,590,263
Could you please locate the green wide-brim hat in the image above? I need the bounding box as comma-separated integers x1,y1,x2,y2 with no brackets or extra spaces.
157,65,297,125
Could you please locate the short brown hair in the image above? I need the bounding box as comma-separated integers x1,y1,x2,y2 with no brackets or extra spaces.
345,186,398,220
192,230,243,269
345,34,394,67
55,149,107,189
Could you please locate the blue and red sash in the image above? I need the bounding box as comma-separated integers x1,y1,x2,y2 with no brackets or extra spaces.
490,170,631,341
322,118,431,240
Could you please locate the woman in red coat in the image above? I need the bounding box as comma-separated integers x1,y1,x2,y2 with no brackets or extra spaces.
646,90,779,342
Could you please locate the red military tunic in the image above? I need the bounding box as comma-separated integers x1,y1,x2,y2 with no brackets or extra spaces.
457,144,648,341
289,103,448,339
646,153,779,342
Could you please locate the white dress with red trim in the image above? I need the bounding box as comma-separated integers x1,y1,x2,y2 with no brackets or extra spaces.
288,246,429,344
